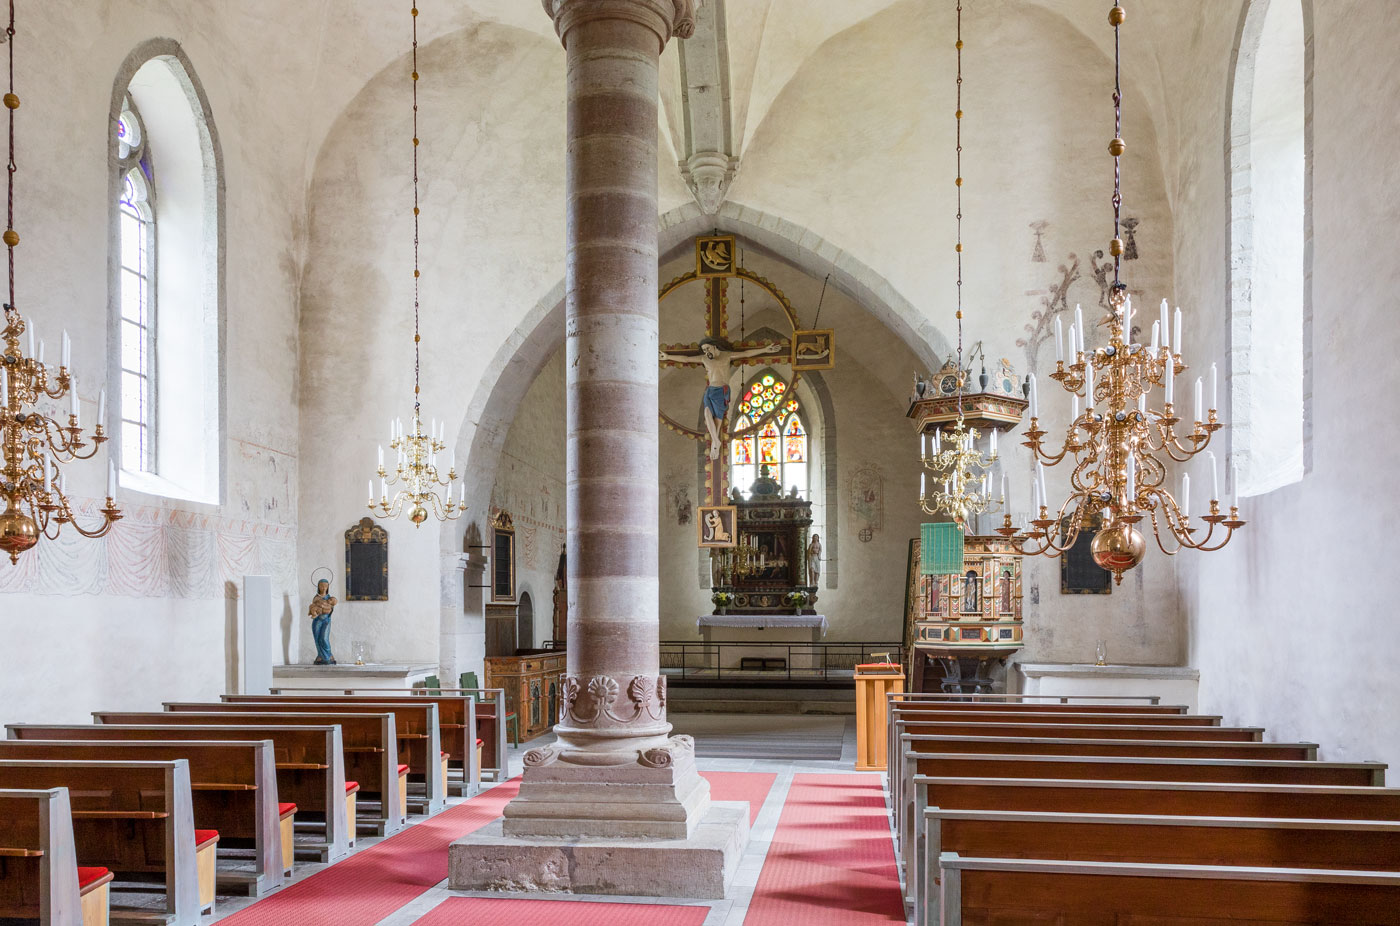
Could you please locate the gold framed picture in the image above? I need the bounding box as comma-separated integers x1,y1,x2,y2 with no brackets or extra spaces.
792,329,835,371
697,504,738,548
696,234,736,278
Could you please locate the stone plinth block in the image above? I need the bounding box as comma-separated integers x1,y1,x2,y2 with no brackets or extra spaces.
448,801,749,899
503,735,710,838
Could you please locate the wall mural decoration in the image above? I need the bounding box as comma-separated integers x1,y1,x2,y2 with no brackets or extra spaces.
1018,253,1080,369
849,464,885,540
1029,220,1048,263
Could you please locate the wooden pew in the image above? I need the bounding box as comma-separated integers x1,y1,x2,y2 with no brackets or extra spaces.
91,711,401,837
907,778,1400,924
892,692,1169,705
0,787,85,926
0,739,284,897
922,811,1400,926
222,694,481,796
0,760,201,926
897,751,1389,891
937,854,1400,925
164,701,444,815
268,685,510,783
9,724,351,863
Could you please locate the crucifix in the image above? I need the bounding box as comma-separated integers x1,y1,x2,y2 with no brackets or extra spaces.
658,235,835,508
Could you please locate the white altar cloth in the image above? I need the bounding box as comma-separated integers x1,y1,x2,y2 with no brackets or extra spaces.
696,613,828,636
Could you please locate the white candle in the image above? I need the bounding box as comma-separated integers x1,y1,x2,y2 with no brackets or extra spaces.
458,481,465,504
1032,476,1041,513
920,432,926,458
920,471,926,497
26,327,34,359
1126,453,1136,500
449,448,456,472
1164,359,1175,405
934,428,942,453
1123,296,1133,342
1028,373,1039,418
70,378,79,420
1001,473,1008,505
981,474,989,497
98,387,106,423
1208,450,1219,501
1150,320,1160,353
380,477,387,499
61,330,70,368
368,479,374,502
1075,305,1084,350
1036,462,1048,508
1137,393,1146,416
43,450,51,492
989,428,998,457
1054,317,1064,362
1067,324,1077,361
1181,473,1190,520
37,339,44,367
1210,362,1218,412
388,417,395,440
1085,363,1095,406
1072,394,1079,420
377,445,384,467
1232,459,1240,509
1194,377,1203,423
1160,299,1170,349
107,460,116,498
1173,307,1182,354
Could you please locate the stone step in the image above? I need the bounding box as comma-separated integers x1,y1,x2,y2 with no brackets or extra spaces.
669,698,856,715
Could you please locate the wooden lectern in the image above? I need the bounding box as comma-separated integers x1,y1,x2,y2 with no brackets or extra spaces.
854,662,905,771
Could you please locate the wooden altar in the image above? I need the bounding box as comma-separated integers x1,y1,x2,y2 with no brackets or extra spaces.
709,466,817,615
484,650,566,742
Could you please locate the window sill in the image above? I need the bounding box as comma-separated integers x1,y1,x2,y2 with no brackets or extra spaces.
119,469,219,507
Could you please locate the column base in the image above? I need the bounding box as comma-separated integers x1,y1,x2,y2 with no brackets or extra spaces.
448,801,750,899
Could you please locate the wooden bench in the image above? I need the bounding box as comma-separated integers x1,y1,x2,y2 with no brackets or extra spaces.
91,711,401,837
0,760,202,926
890,691,1172,707
9,723,351,863
0,739,285,897
937,854,1400,925
167,701,444,815
896,751,1389,888
223,694,481,796
921,810,1400,925
0,787,88,926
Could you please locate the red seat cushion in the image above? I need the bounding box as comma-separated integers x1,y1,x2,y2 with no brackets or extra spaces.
194,830,219,850
278,802,297,817
77,867,111,891
345,781,360,793
397,764,409,775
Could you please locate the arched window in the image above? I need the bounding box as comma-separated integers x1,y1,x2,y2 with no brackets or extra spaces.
111,47,222,502
1229,0,1308,495
729,371,808,499
116,101,155,472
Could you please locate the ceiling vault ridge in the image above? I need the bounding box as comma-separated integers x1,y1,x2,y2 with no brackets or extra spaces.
678,0,738,214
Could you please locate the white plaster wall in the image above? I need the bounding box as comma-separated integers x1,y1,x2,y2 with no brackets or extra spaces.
489,351,566,649
1170,0,1400,780
0,4,309,721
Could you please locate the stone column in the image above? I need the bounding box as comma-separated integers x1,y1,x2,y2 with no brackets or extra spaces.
501,0,707,838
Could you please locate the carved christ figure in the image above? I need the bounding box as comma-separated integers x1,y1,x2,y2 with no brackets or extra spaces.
660,337,784,459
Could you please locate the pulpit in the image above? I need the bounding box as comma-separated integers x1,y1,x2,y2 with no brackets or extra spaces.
483,651,566,742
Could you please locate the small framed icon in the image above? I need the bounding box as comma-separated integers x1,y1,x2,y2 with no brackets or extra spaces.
696,234,737,278
697,505,738,548
792,329,835,371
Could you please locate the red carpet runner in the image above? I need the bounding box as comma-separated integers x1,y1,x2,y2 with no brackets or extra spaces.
216,779,522,926
413,896,709,925
742,773,905,925
701,770,777,824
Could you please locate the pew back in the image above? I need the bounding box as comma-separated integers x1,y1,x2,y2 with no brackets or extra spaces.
0,760,200,926
0,787,82,925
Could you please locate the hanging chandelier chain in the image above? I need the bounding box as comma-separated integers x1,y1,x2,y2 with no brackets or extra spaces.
1111,2,1123,288
410,3,421,411
954,0,964,418
6,0,15,313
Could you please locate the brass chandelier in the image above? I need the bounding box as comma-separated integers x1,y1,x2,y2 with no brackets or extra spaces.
918,1,1002,528
998,2,1245,583
0,1,120,563
367,3,465,526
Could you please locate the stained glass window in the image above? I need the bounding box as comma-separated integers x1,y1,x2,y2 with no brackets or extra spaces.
117,98,155,473
729,370,809,499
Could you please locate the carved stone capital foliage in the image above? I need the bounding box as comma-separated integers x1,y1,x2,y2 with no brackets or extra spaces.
543,0,699,49
561,672,668,727
681,151,738,215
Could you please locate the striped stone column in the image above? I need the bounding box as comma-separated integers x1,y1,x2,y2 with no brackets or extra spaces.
499,0,707,839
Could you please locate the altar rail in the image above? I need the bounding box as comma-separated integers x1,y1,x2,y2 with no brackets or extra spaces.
660,640,904,683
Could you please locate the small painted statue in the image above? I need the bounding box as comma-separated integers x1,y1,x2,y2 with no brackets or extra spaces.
806,533,822,587
309,578,338,665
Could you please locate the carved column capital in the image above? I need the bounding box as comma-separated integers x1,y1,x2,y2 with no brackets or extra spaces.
542,0,699,50
680,151,738,215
